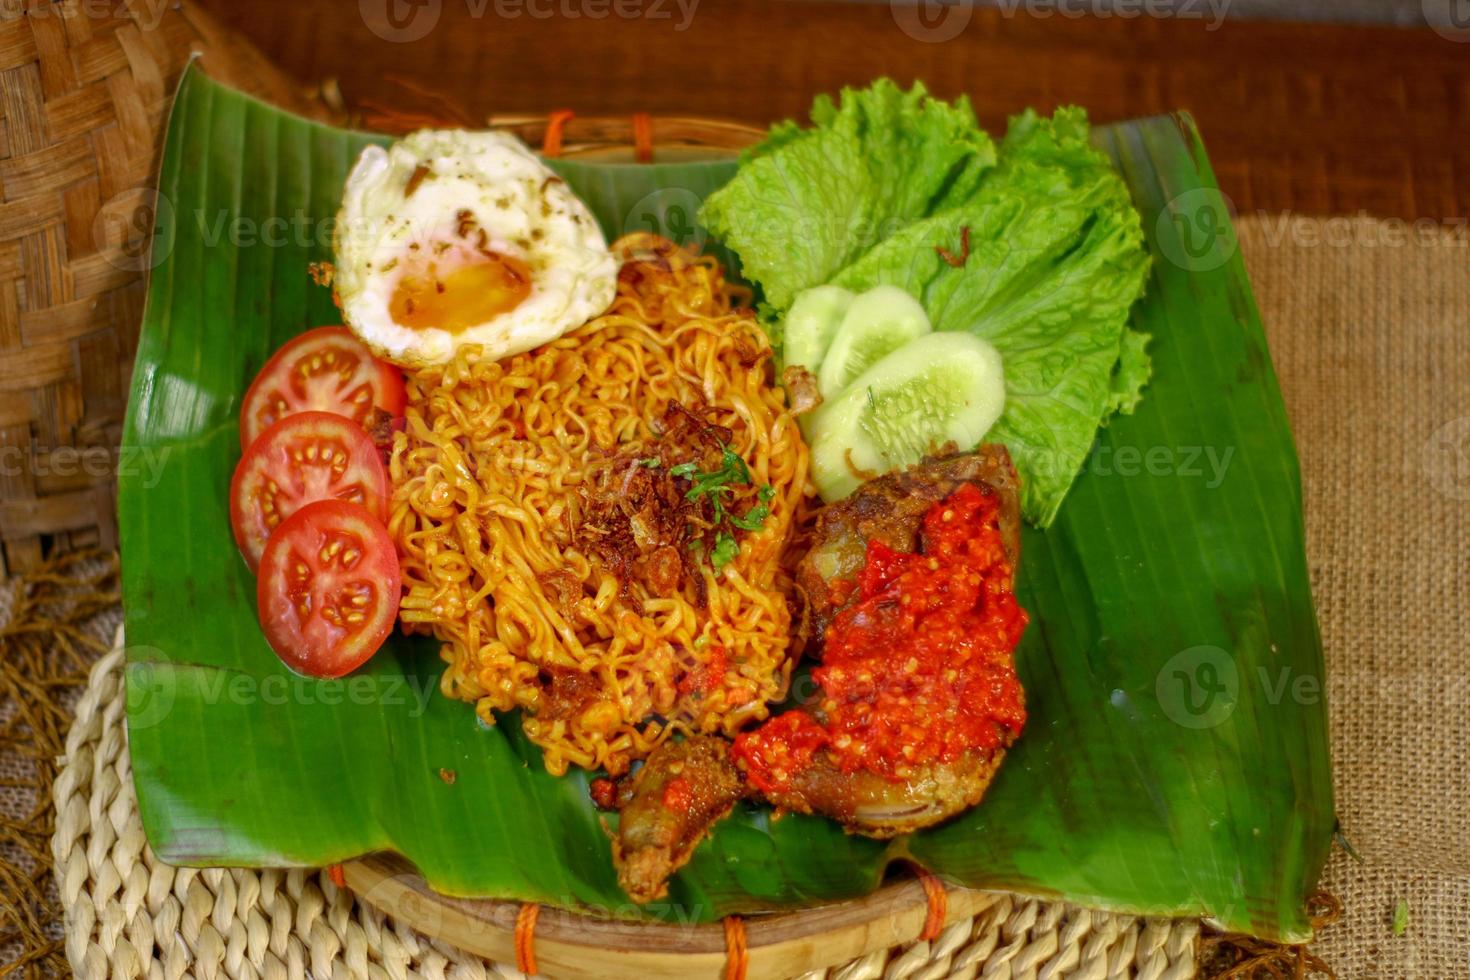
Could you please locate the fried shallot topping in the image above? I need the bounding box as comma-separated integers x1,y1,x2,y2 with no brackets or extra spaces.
578,402,725,606
781,365,823,416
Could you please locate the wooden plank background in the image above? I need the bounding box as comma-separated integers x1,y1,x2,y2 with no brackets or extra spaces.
196,0,1470,220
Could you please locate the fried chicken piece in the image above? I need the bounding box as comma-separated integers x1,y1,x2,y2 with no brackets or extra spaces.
795,445,1020,647
610,448,1026,900
611,735,747,903
760,749,1008,839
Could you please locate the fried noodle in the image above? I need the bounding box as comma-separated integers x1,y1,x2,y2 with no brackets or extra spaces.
390,234,810,776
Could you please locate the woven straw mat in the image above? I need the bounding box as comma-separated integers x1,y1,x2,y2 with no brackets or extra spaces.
36,213,1470,979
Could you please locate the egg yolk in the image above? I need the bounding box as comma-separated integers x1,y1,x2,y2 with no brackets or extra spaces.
388,251,532,333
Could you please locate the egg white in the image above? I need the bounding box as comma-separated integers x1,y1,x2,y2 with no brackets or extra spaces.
334,130,617,368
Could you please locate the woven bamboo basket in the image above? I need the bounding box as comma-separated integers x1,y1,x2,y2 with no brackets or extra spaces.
0,0,324,577
0,3,767,579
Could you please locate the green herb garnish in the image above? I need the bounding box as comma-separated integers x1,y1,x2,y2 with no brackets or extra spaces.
669,445,773,569
730,500,772,531
679,446,751,503
710,532,740,569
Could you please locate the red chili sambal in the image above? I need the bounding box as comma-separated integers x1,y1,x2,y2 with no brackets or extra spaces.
733,483,1027,794
589,777,618,810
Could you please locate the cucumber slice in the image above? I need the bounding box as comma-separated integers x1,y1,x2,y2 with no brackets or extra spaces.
780,285,854,372
808,332,1006,502
817,285,931,398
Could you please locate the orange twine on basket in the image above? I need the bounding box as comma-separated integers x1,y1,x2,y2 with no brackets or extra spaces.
916,867,948,941
542,110,575,157
326,864,346,889
515,902,541,975
632,112,654,163
723,915,748,980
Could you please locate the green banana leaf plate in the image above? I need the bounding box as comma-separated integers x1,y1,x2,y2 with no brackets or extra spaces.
120,64,1333,941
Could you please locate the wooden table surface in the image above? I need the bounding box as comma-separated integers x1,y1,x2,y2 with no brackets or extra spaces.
199,0,1467,220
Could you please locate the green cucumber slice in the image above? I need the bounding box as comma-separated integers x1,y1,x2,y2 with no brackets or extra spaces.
817,285,931,397
780,285,854,372
808,332,1006,502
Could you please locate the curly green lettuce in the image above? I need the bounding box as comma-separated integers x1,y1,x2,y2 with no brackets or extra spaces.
701,86,1153,526
700,80,997,313
831,108,1152,524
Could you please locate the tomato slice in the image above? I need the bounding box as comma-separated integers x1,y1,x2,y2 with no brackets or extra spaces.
240,326,406,450
256,499,401,678
230,411,389,570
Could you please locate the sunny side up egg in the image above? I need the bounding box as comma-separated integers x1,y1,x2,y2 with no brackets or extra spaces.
333,130,618,368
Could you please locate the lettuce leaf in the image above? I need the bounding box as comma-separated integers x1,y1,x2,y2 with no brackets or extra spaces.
706,86,1152,526
831,108,1151,524
699,80,996,313
1107,329,1152,418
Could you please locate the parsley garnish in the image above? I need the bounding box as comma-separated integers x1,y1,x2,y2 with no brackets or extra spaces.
710,532,740,569
669,444,775,570
678,446,751,503
729,496,772,531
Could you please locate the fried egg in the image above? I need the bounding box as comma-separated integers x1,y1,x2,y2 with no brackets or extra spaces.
334,130,617,368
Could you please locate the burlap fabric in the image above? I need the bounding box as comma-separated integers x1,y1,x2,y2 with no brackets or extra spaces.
0,213,1462,977
1233,215,1470,978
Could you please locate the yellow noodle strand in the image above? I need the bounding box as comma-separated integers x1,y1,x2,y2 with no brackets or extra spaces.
390,235,811,776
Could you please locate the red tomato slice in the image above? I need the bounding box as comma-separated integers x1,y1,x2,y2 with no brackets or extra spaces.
256,499,401,678
240,326,406,450
230,411,389,570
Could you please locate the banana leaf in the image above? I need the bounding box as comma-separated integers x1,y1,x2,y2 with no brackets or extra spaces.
120,64,1334,941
